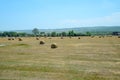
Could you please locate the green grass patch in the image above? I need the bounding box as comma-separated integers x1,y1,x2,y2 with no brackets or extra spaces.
12,43,30,47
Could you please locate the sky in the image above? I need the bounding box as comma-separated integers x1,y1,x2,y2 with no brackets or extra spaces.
0,0,120,30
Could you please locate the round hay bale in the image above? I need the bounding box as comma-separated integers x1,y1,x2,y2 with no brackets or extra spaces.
8,38,11,40
91,36,94,38
12,37,15,40
118,36,120,38
51,43,57,49
40,40,45,45
18,38,23,41
78,37,80,39
36,37,39,40
61,37,63,39
99,36,101,38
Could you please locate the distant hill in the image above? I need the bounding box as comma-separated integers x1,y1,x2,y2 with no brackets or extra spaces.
13,26,120,34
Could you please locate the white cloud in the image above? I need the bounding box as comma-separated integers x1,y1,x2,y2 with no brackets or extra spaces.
61,12,120,27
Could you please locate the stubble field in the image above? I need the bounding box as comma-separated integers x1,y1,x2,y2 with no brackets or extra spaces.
0,36,120,80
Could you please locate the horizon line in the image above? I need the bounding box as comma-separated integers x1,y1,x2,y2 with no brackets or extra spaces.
0,26,120,31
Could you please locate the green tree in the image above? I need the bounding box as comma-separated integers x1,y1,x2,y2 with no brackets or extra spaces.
2,32,9,37
68,30,75,36
51,32,57,37
46,33,51,37
18,33,27,37
40,32,45,37
61,32,67,36
9,32,17,37
86,32,91,36
32,28,39,36
0,32,2,37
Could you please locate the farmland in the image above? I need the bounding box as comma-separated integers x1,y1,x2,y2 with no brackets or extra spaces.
0,36,120,80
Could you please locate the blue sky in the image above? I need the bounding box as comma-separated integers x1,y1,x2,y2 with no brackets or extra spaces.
0,0,120,30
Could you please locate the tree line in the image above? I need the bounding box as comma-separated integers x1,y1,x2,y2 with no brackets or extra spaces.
0,30,91,37
32,28,91,37
0,31,33,37
0,28,117,37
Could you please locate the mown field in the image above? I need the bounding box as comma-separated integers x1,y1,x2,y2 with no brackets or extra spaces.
0,36,120,80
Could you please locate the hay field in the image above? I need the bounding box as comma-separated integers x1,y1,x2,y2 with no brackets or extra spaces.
0,36,120,80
